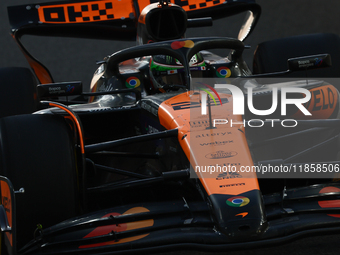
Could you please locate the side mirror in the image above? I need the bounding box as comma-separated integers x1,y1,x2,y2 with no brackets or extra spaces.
287,54,332,72
37,81,83,98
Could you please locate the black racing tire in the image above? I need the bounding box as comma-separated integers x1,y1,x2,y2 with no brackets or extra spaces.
0,114,78,249
253,33,340,77
0,67,38,118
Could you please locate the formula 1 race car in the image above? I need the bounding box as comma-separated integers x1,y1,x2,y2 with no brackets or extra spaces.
2,0,340,254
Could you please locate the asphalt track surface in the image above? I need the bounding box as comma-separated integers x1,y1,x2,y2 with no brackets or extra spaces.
1,0,340,254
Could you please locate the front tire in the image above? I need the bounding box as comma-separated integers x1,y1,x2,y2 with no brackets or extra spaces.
0,114,78,249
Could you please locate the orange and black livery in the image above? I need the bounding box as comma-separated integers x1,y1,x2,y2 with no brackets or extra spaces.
1,0,340,254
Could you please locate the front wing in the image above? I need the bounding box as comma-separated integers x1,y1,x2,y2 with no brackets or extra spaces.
6,182,340,254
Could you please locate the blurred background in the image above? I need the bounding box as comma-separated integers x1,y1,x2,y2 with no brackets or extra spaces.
1,0,340,254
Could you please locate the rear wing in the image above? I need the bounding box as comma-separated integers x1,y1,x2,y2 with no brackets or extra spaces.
7,0,260,83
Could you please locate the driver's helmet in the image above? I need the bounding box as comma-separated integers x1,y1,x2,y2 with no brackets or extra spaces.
149,53,206,91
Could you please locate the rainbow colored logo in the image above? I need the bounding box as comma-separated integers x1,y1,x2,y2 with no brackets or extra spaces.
226,196,250,207
125,77,140,88
216,66,231,78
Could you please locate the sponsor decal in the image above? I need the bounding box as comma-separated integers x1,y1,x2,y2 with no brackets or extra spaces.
297,60,313,68
297,57,323,68
216,67,231,78
172,98,228,111
141,101,158,116
314,57,323,67
196,132,231,138
1,180,13,246
49,87,62,94
45,84,77,95
125,77,140,88
171,40,194,50
216,170,242,180
2,196,10,213
220,183,245,188
306,86,335,111
190,120,209,128
146,0,223,12
80,207,153,248
226,196,250,207
318,186,340,218
235,212,248,218
205,150,237,159
66,84,75,93
37,1,132,24
168,70,178,74
199,140,233,146
292,85,338,119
